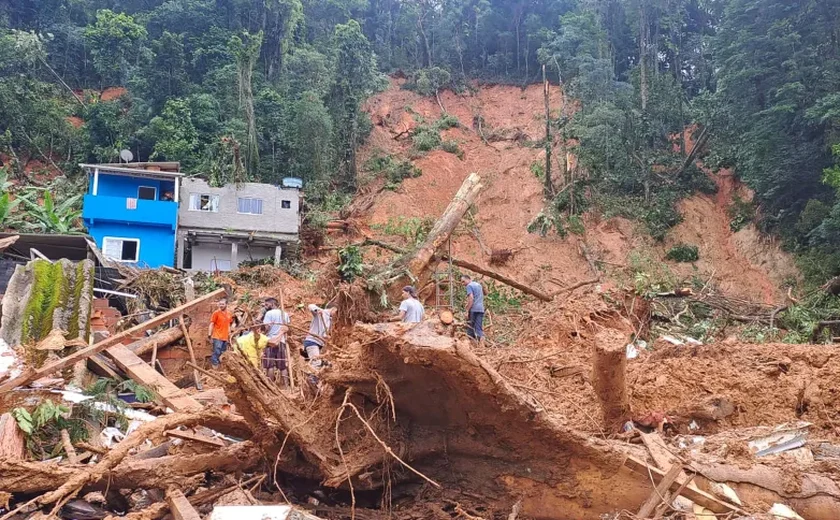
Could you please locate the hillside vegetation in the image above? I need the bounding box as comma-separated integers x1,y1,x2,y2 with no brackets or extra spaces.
1,0,840,286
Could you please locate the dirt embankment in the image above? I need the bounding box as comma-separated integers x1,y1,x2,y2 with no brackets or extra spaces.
359,79,799,305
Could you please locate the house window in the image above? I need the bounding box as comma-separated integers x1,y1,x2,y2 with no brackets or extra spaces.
281,200,291,209
189,193,219,212
137,186,157,200
102,237,140,263
237,197,263,215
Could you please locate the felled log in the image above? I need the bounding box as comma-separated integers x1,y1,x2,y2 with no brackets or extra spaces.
29,410,246,511
444,256,553,302
363,239,553,302
127,326,185,357
406,173,482,277
0,441,260,494
591,330,631,432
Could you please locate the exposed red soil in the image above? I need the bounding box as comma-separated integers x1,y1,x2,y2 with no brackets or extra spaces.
359,80,799,308
100,86,128,101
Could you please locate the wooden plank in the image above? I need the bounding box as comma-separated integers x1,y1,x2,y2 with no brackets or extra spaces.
105,343,202,413
167,489,202,520
0,288,226,393
87,353,124,380
623,455,745,515
637,463,682,518
179,316,202,390
166,429,226,448
0,413,26,460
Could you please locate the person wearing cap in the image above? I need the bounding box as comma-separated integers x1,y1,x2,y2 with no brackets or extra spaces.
393,285,424,323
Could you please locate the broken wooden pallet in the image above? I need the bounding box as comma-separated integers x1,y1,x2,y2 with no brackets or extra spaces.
623,455,745,515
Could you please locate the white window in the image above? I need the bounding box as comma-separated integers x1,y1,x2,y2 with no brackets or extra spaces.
281,200,291,209
137,186,157,200
189,193,219,212
102,237,140,263
237,197,263,215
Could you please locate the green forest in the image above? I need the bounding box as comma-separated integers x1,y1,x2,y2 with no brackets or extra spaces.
2,0,840,283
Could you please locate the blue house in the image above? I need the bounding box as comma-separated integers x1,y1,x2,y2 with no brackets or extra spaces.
81,163,181,268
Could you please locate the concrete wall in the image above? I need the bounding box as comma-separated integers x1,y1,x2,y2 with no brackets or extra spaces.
88,222,176,268
178,178,300,236
91,172,176,199
189,242,275,271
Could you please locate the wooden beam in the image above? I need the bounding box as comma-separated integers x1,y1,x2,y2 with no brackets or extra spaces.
179,316,202,391
637,463,682,518
105,344,202,413
623,455,745,515
0,288,226,393
165,429,225,448
167,490,202,520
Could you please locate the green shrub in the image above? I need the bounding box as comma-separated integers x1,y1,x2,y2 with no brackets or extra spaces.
530,161,545,180
364,153,422,189
411,126,441,151
372,216,434,245
728,195,755,232
666,243,699,262
440,139,464,159
338,246,364,282
568,215,586,235
435,113,460,130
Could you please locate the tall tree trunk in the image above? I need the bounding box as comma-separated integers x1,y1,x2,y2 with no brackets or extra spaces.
640,1,649,112
418,10,432,67
543,64,553,198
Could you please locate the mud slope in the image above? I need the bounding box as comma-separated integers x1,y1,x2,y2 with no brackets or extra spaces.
360,79,798,302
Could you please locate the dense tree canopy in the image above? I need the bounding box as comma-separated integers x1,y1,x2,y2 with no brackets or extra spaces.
1,0,840,281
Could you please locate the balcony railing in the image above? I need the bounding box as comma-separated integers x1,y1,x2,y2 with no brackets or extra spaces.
82,195,178,228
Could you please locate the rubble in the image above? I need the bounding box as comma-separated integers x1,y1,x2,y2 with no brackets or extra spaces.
1,216,840,519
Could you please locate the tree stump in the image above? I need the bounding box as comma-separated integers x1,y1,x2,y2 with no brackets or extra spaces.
592,330,631,431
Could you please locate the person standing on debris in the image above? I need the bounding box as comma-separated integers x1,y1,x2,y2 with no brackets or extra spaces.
262,297,291,385
236,328,268,368
392,285,424,323
208,298,235,368
303,303,336,382
461,274,485,346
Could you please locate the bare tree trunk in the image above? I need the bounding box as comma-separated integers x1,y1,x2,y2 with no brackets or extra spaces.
592,330,631,432
543,64,553,198
406,173,483,277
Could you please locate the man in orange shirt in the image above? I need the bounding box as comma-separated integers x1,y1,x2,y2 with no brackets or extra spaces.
208,298,235,368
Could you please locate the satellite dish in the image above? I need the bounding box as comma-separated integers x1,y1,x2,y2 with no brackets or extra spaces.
119,149,134,163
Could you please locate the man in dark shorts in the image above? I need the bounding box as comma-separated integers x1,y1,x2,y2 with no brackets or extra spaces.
262,298,290,385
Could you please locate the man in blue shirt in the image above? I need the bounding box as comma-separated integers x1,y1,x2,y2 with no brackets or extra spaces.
461,274,485,346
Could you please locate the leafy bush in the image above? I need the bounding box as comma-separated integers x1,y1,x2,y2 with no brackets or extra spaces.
440,139,464,159
728,195,755,232
372,216,434,245
568,215,586,235
666,243,699,262
366,154,422,189
410,115,461,154
530,160,545,180
411,126,442,151
435,113,460,130
337,245,364,282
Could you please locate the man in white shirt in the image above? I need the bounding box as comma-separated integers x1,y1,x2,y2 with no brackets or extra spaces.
262,297,290,385
393,285,424,323
303,303,336,386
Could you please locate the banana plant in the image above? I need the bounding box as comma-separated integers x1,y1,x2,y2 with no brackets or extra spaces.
19,190,84,234
0,192,22,229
